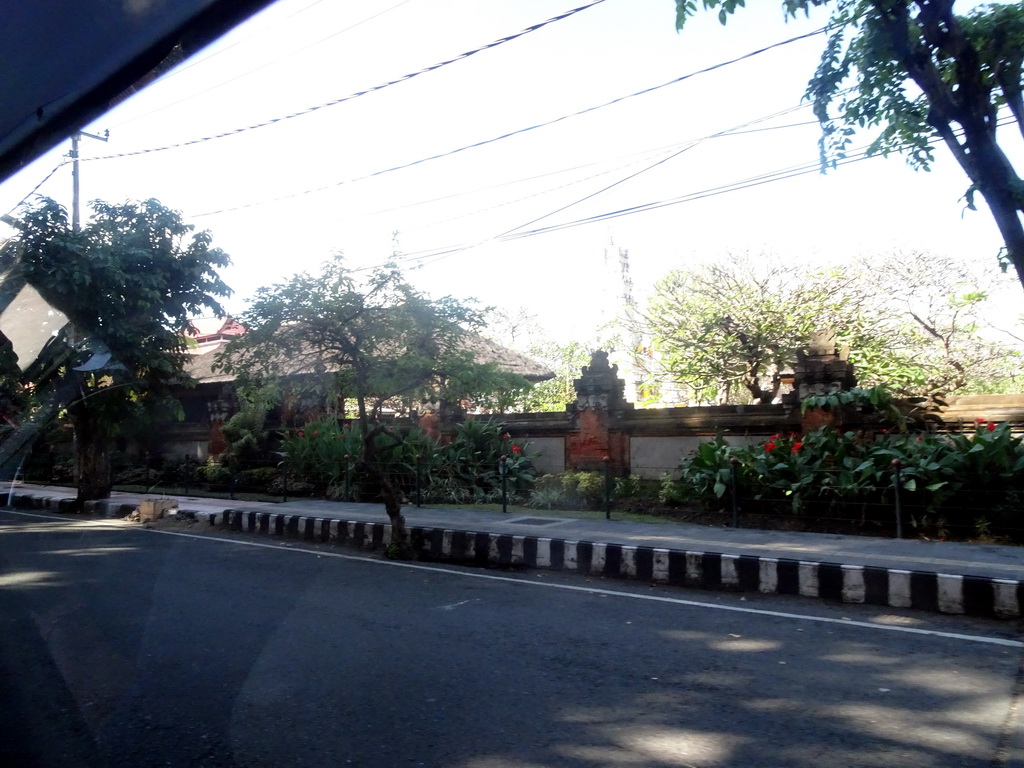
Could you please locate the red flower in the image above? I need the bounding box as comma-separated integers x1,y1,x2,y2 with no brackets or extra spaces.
976,417,986,423
297,430,304,437
988,421,996,432
764,441,777,453
916,437,923,441
503,432,510,439
791,442,803,454
313,430,319,435
512,444,522,455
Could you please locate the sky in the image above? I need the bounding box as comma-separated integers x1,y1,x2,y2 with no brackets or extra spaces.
1,0,1021,343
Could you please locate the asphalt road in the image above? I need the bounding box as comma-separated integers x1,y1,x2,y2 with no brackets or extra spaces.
1,508,1022,768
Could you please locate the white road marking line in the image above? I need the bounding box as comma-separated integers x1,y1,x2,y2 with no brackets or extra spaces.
3,508,1022,648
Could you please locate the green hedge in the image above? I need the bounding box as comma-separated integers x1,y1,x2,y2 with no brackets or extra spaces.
671,420,1024,539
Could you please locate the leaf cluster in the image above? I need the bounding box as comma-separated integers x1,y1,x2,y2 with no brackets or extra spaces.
674,1,1024,289
644,251,1019,404
644,253,895,403
280,415,537,503
218,258,523,418
674,421,1024,537
0,197,231,430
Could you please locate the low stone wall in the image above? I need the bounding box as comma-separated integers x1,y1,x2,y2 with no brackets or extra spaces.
523,436,565,475
630,434,765,479
155,393,1024,480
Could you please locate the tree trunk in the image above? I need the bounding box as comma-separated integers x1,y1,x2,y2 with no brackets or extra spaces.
357,398,412,558
72,409,112,504
379,472,411,556
877,1,1024,290
358,456,411,557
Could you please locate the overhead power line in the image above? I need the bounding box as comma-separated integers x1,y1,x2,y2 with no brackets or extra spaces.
359,108,831,272
189,26,827,218
83,0,609,163
112,0,418,130
497,151,882,241
395,111,1020,271
496,113,1021,242
1,161,69,221
321,116,817,230
490,105,813,241
399,145,698,233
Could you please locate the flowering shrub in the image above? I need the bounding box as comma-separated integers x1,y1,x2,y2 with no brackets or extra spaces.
675,421,1024,539
558,470,606,508
281,416,363,493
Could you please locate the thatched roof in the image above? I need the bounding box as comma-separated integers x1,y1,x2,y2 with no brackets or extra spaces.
461,335,555,381
184,334,553,385
184,342,235,384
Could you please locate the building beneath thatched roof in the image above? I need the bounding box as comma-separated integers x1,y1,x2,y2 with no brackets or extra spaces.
181,317,552,385
164,319,553,460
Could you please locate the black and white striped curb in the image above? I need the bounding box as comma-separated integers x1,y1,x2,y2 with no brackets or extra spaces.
206,508,1022,620
6,493,138,517
8,493,1021,620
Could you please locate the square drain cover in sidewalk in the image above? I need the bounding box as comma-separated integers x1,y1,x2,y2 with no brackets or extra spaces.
507,517,564,526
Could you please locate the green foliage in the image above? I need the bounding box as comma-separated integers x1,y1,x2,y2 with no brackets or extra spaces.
113,466,160,486
481,308,595,413
0,197,231,500
218,257,517,418
676,421,1024,538
613,473,643,498
646,251,1020,403
281,416,362,492
237,466,279,490
526,476,569,509
644,254,895,403
800,385,909,430
220,382,279,470
279,415,537,504
9,198,230,386
675,435,737,499
557,470,607,509
674,1,1024,289
658,472,688,506
217,257,534,527
519,340,592,412
442,362,534,414
435,420,532,494
851,251,1022,396
196,457,231,484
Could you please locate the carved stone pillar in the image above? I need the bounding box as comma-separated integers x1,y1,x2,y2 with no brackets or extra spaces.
206,385,234,457
565,351,631,474
792,330,857,433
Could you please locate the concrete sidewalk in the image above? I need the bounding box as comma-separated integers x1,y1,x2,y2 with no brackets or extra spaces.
7,483,1024,618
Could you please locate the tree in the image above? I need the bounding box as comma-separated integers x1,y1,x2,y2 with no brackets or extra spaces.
0,198,231,502
853,249,1022,394
675,1,1024,292
644,253,892,404
518,340,593,412
483,307,603,412
217,257,528,554
644,251,1020,403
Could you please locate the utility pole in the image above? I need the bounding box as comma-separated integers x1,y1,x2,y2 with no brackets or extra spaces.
70,130,109,231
